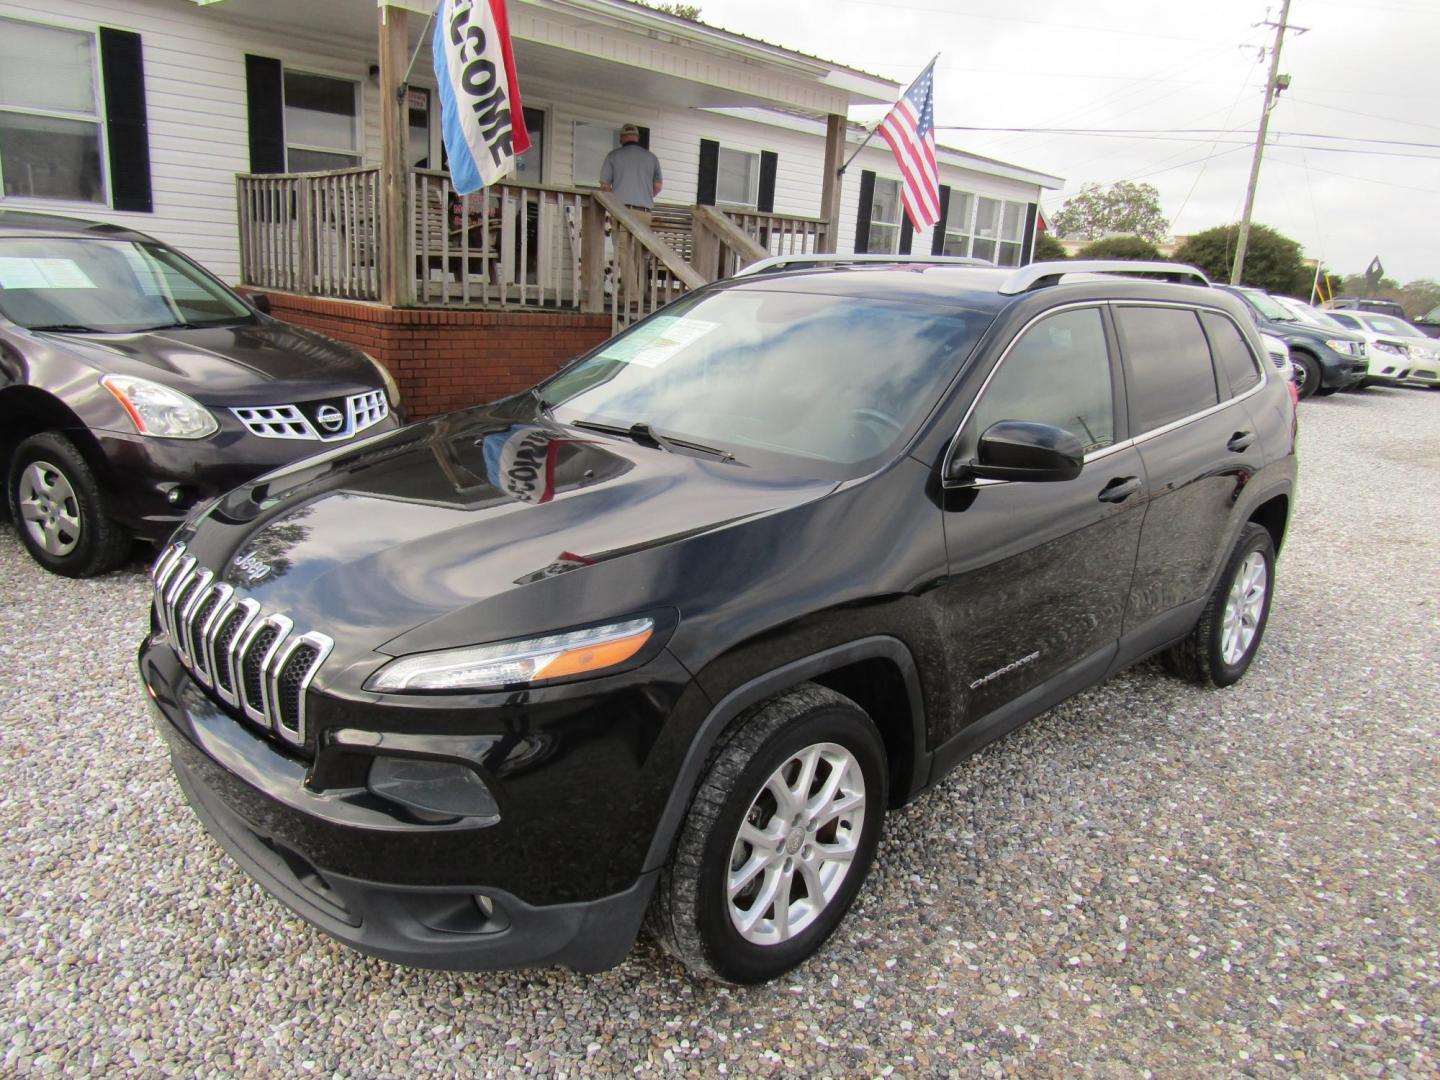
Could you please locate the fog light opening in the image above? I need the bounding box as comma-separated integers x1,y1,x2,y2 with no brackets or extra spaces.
366,755,500,823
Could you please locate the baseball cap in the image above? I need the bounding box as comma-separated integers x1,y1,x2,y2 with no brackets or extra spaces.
620,123,640,137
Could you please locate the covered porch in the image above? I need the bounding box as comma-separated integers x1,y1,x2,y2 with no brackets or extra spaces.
217,0,897,333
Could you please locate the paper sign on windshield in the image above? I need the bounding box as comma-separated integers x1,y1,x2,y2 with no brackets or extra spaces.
599,316,718,369
0,258,98,290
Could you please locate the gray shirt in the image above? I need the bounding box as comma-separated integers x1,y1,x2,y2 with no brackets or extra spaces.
600,142,662,209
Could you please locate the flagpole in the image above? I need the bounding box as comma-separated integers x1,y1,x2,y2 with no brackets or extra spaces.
837,53,939,177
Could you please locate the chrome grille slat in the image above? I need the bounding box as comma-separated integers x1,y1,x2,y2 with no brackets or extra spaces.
150,543,332,748
231,390,389,443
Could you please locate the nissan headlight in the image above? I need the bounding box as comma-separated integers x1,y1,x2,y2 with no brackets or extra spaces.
102,375,218,439
1323,339,1358,356
367,618,655,693
1374,341,1404,355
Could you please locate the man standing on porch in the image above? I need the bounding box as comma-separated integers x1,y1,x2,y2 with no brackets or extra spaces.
600,124,662,304
600,124,662,214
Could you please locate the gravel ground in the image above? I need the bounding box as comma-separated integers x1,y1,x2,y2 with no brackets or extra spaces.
2,388,1438,1078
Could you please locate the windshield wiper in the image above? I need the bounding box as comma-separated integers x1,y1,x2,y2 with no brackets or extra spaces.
571,419,738,463
28,323,103,333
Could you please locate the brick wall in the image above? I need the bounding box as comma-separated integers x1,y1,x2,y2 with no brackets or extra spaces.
249,293,613,420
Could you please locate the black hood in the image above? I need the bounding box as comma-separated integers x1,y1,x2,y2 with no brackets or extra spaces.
38,319,380,403
180,406,836,663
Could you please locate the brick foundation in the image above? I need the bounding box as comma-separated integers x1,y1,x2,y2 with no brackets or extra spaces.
247,292,613,420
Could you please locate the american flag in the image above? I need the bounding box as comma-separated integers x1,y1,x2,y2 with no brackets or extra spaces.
877,58,940,231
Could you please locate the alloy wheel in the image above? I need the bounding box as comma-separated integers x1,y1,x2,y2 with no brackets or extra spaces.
1221,551,1268,666
726,742,866,946
17,460,82,557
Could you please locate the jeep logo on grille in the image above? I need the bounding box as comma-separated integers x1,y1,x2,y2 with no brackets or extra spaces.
315,404,345,433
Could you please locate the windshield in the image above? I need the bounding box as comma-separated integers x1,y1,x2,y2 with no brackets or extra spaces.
0,237,254,332
1360,314,1424,339
1241,289,1293,320
542,287,992,476
1277,299,1345,330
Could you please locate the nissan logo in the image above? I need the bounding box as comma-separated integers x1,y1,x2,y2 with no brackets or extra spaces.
315,405,345,433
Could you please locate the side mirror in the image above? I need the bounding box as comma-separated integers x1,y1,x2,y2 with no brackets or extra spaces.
948,420,1085,485
249,292,272,315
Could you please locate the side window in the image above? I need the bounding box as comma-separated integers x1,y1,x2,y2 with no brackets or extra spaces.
1201,311,1261,396
964,308,1115,455
1115,306,1219,434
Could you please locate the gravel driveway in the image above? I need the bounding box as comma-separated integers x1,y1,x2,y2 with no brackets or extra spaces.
2,389,1437,1078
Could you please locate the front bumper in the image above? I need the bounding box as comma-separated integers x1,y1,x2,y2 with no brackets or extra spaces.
139,635,685,972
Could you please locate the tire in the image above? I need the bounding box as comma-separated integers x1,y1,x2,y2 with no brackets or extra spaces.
1161,522,1276,687
1292,353,1321,400
648,684,887,984
7,432,131,578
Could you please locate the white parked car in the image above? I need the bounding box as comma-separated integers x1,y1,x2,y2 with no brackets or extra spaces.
1274,299,1413,388
1322,310,1440,390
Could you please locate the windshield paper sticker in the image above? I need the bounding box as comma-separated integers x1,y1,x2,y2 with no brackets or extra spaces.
0,258,98,290
599,316,718,368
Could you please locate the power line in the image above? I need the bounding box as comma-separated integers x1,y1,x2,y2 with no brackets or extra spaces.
936,126,1440,151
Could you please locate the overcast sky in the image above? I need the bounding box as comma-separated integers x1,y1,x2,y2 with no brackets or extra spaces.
696,0,1440,284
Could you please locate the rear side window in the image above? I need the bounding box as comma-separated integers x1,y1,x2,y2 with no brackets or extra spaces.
1115,306,1219,434
1201,312,1261,395
964,307,1115,454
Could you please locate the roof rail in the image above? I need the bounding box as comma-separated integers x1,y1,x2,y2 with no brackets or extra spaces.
998,260,1211,295
732,253,992,277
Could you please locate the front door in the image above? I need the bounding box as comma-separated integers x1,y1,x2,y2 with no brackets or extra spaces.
940,306,1146,731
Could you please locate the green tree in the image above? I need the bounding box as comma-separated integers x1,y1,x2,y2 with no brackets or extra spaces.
1050,181,1168,243
1173,223,1308,295
1076,235,1161,261
650,2,702,18
1033,232,1067,261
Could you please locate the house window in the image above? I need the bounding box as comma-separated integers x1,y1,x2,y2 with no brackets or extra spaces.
998,202,1025,266
971,196,1001,263
715,147,758,209
0,17,105,203
512,107,546,185
574,122,619,187
868,177,902,254
407,87,430,169
283,71,359,172
941,190,975,257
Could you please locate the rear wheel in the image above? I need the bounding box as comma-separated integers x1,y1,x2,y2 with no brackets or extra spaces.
1162,522,1275,687
7,432,130,577
648,684,887,984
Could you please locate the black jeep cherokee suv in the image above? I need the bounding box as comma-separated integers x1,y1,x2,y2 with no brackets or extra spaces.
140,259,1297,984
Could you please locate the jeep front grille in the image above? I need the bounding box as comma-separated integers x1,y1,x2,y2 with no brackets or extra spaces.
152,542,332,747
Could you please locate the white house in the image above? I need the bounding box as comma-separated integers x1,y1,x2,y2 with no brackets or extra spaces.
0,0,1063,414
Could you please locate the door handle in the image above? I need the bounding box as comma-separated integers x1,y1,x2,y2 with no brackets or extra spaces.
1098,476,1141,503
1227,431,1256,453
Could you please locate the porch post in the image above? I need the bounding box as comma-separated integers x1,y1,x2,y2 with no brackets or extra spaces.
818,113,846,254
378,4,411,306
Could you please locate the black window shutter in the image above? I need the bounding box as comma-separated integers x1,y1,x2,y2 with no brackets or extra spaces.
899,214,914,255
854,170,875,253
245,54,286,174
757,150,777,213
637,126,650,150
931,186,951,255
1021,202,1040,264
696,139,718,206
99,29,151,213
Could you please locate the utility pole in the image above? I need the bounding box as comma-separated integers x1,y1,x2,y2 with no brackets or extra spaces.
1231,0,1305,285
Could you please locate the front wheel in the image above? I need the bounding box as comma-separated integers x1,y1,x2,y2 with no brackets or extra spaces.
1292,354,1321,400
648,684,887,984
7,432,130,577
1161,522,1276,687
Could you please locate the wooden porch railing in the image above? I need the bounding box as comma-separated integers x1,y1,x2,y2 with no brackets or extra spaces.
237,170,823,317
237,167,382,300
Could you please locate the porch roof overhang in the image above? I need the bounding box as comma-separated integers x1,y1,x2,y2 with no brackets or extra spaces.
192,0,900,118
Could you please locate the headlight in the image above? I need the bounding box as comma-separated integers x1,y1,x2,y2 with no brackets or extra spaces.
364,352,401,408
367,617,655,693
1374,341,1404,355
101,375,218,439
1323,339,1358,356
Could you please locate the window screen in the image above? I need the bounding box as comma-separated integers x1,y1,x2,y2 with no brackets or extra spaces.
1201,311,1261,396
1116,306,1220,433
964,307,1115,454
